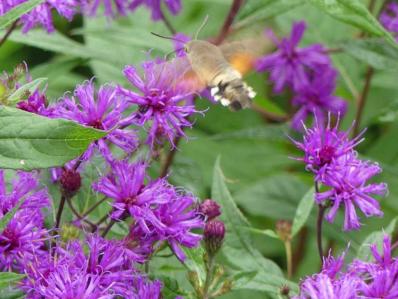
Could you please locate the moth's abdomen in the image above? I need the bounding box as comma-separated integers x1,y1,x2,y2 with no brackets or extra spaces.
211,79,256,111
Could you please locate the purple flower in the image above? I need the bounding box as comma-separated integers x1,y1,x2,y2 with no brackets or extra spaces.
16,89,54,116
92,160,169,220
129,0,181,21
83,0,129,18
93,160,204,261
291,69,347,130
0,171,49,272
256,21,331,93
117,62,197,147
316,156,387,231
290,116,364,178
0,0,79,33
21,234,156,298
380,2,398,41
54,80,138,162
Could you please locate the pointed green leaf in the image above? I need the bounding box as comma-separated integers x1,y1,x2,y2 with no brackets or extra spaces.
7,78,47,105
0,272,25,289
0,106,106,170
307,0,397,46
0,0,45,30
292,187,315,237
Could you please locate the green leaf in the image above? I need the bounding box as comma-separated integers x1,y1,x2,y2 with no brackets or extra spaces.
239,226,279,239
7,78,47,105
212,157,298,295
0,0,45,30
182,246,206,282
0,106,106,170
306,0,397,46
342,39,398,70
0,272,25,289
236,0,305,30
356,217,397,261
291,187,315,237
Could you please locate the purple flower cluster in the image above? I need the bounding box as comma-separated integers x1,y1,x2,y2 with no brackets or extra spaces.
118,61,198,147
295,235,398,298
93,160,204,262
21,234,162,298
380,2,398,41
256,21,347,129
0,171,49,272
0,0,79,33
292,117,387,230
129,0,181,21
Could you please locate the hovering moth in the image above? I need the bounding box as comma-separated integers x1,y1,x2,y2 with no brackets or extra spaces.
152,23,272,111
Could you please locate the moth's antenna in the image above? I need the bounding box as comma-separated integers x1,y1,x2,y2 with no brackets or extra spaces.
194,15,209,40
150,32,186,44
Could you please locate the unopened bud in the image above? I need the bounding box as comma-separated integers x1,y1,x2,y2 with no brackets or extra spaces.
60,169,81,197
204,220,225,256
199,199,221,221
280,285,290,296
276,220,292,242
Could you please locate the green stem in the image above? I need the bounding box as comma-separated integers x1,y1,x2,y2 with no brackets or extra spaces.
284,241,293,279
203,256,215,299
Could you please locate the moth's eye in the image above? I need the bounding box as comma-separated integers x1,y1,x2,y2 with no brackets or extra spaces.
184,46,189,53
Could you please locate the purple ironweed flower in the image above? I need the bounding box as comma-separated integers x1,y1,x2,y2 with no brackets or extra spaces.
0,171,49,272
148,192,204,262
380,2,398,41
117,61,197,147
83,0,129,18
316,155,387,231
92,160,168,220
93,160,204,261
291,69,347,130
16,89,54,117
133,277,163,299
21,234,153,298
129,0,181,21
54,80,138,162
350,235,398,298
290,116,364,178
255,21,331,93
0,0,79,33
124,224,158,260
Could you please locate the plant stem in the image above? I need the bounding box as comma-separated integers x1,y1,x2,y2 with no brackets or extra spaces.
215,0,244,44
159,136,181,178
101,219,116,237
81,196,108,218
54,195,67,233
0,20,18,48
316,204,326,263
353,66,374,137
284,241,293,279
65,197,96,228
160,10,176,35
203,256,215,299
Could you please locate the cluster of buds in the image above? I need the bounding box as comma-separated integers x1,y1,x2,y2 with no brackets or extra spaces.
200,199,225,258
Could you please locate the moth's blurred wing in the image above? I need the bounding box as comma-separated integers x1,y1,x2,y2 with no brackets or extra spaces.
220,37,274,75
153,56,206,94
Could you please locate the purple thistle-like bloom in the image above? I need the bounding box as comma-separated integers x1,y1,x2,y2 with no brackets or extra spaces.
92,160,170,220
83,0,129,18
55,80,138,162
93,160,204,261
291,69,347,130
129,0,181,21
316,156,387,231
118,62,197,147
0,171,49,272
256,21,331,93
380,2,398,41
21,234,157,298
16,89,54,117
0,0,79,33
291,116,364,178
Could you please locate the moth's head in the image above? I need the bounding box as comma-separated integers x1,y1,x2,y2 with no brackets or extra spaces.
184,40,196,54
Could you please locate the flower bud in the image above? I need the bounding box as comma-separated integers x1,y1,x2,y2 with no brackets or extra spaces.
204,220,225,256
199,199,221,221
61,224,80,242
280,285,290,296
275,220,292,242
60,169,81,197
